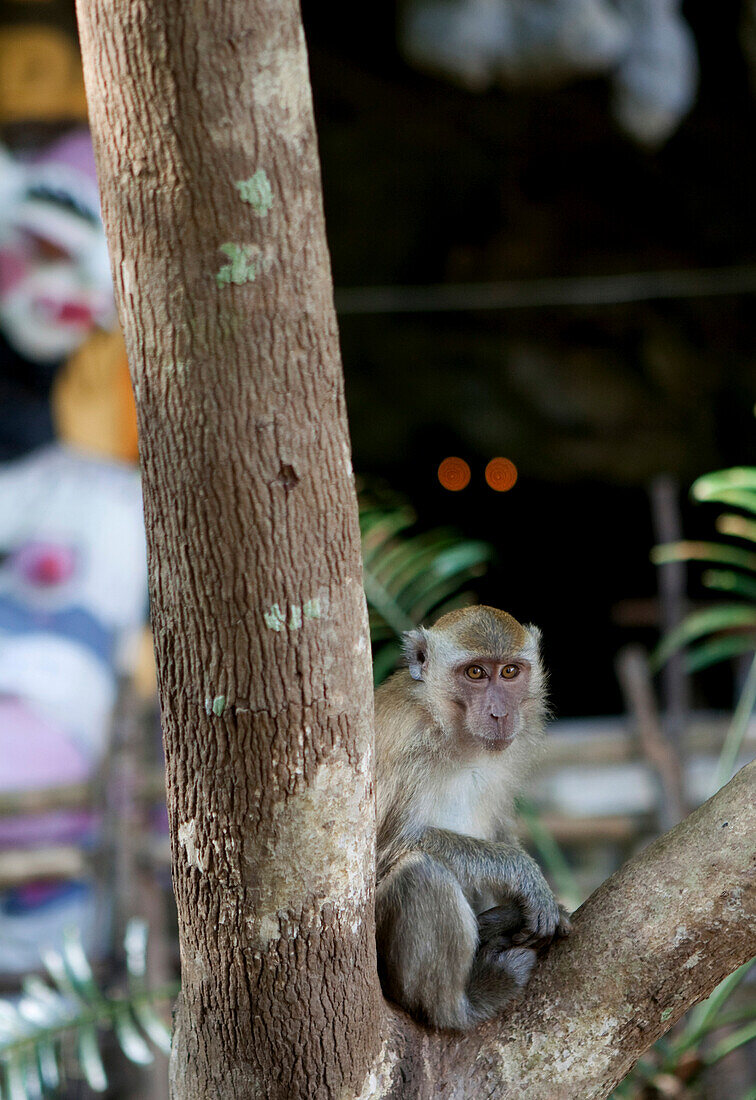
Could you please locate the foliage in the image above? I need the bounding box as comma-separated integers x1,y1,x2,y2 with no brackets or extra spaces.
651,467,756,673
0,921,176,1099
360,487,494,683
620,463,756,1095
651,466,756,789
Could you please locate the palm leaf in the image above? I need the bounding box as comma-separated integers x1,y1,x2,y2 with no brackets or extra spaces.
651,604,756,669
716,514,756,543
360,508,415,561
651,540,756,573
360,494,494,683
0,922,176,1099
692,467,756,506
702,569,756,601
684,632,756,673
653,462,756,795
370,530,461,594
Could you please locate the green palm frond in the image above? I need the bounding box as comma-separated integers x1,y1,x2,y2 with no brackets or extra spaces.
702,569,756,601
716,514,756,543
651,465,756,674
651,604,756,671
360,491,494,683
692,467,756,510
0,922,176,1098
651,540,756,575
652,463,756,792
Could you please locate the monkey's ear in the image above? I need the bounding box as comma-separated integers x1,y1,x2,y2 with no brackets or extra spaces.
402,628,428,681
523,624,542,656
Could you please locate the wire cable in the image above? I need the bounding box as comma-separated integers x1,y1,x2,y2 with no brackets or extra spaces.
335,264,756,315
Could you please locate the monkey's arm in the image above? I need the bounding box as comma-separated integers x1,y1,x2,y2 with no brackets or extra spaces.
417,827,565,943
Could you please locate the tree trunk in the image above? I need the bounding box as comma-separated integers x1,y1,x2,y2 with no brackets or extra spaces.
77,2,756,1098
76,2,380,1097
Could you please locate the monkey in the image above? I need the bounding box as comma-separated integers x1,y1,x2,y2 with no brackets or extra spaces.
374,605,570,1031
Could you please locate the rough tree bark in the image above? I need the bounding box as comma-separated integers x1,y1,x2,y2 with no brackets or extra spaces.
76,1,756,1098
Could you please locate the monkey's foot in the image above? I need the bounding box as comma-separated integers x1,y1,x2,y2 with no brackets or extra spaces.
476,901,524,952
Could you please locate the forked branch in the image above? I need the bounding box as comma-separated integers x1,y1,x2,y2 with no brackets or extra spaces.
370,762,756,1100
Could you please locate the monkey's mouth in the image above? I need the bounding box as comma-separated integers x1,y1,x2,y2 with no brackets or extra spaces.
476,724,515,749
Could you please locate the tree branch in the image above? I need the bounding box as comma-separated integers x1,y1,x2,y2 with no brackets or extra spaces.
369,762,756,1099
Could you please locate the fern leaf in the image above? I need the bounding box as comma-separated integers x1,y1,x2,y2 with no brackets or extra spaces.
77,1024,108,1092
113,1005,154,1066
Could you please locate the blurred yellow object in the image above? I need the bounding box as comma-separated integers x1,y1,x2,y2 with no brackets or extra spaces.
52,328,139,462
0,26,87,122
133,625,158,702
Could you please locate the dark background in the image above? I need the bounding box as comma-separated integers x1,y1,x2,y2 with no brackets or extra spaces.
303,0,756,717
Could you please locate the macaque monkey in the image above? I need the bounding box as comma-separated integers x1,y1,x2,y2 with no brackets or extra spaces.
374,605,570,1031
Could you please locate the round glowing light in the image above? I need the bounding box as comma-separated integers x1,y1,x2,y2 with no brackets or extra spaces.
438,457,471,492
485,457,518,492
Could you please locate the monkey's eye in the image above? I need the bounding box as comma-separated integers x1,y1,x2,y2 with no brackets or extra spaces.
501,665,519,679
465,665,486,681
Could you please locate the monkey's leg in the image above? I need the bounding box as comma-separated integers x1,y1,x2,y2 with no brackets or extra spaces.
376,853,534,1030
376,851,478,1029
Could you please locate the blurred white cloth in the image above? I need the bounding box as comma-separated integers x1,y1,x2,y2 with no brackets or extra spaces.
0,444,147,764
402,0,698,145
0,444,147,631
0,444,146,973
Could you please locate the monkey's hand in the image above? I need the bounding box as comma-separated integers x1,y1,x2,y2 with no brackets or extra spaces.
508,856,568,948
478,896,571,954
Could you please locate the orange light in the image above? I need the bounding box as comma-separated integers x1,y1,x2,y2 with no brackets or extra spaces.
485,457,518,492
438,457,471,492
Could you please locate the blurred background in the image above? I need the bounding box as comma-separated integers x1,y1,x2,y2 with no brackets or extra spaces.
0,1,754,1097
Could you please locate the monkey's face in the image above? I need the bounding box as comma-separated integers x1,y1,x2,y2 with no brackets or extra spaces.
402,608,546,754
451,658,532,751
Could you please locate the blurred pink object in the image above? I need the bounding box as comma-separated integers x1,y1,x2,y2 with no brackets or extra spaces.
0,695,94,846
0,696,87,789
0,128,115,362
13,542,76,587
